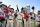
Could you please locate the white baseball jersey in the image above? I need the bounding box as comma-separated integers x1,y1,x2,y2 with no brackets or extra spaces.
35,15,39,21
0,8,4,17
36,15,40,21
8,12,14,20
17,12,24,19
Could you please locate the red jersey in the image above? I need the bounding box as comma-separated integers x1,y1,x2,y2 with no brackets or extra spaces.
6,6,9,15
24,12,28,19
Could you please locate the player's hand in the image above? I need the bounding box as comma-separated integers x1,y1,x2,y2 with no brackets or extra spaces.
9,5,11,6
16,5,18,7
5,17,8,20
9,5,11,7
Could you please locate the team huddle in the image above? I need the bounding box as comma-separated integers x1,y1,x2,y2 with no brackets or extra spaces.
0,3,40,27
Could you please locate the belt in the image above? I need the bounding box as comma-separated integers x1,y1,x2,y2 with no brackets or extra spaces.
17,19,22,20
37,21,40,22
9,19,13,20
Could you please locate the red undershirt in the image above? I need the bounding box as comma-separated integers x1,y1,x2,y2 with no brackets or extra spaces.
24,12,28,19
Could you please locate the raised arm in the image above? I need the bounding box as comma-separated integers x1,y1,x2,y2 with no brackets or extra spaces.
6,5,11,14
16,5,19,12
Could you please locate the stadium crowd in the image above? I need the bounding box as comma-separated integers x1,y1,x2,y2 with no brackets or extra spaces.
0,2,40,27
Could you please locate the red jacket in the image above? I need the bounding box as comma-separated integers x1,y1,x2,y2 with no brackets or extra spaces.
24,12,28,19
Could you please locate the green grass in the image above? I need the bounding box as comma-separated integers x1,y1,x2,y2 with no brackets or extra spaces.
34,20,36,27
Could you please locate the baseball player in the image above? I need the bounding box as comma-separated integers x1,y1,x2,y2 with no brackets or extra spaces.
17,10,24,27
36,11,40,27
6,8,14,27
